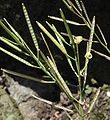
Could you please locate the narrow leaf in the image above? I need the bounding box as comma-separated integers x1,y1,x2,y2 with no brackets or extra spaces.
1,69,54,84
62,0,81,17
46,21,71,46
0,47,38,68
47,57,82,104
53,25,78,77
80,1,91,26
40,32,56,66
0,20,23,47
36,21,75,61
0,37,22,52
60,9,74,45
3,18,25,45
48,16,85,26
36,21,64,52
92,49,110,61
97,24,107,46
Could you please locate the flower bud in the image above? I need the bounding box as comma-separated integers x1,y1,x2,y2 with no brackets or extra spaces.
85,52,92,59
74,36,83,44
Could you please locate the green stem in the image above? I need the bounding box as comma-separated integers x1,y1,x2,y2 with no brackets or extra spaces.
76,44,84,120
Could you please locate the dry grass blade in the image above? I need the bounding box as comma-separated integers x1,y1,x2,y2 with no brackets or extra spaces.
32,94,73,113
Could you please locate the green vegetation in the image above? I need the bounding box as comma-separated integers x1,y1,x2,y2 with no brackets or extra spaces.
0,0,110,119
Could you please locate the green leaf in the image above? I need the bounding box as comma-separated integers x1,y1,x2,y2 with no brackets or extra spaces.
0,37,22,52
3,18,25,45
0,20,23,47
0,47,38,68
96,24,107,46
92,49,110,61
36,21,65,52
80,1,91,26
48,16,85,26
46,21,71,46
53,25,78,77
60,9,74,45
1,69,55,84
36,21,75,61
47,57,81,104
40,32,56,66
85,85,92,94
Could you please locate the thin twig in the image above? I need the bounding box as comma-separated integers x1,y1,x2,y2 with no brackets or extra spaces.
32,94,73,113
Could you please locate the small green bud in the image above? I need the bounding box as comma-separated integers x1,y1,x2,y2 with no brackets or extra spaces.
85,52,92,59
74,36,83,44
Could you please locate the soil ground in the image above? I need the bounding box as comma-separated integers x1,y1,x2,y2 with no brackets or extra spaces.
0,74,110,120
